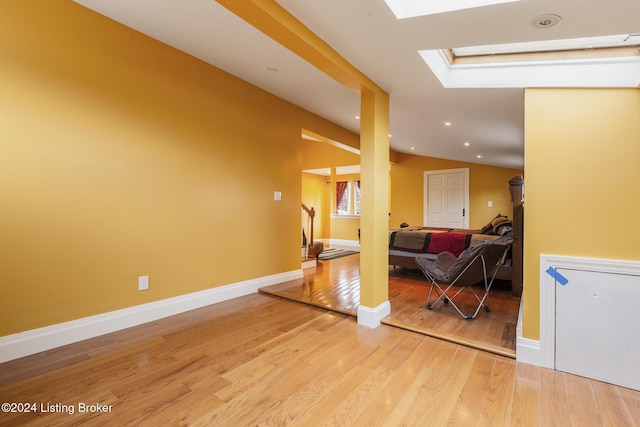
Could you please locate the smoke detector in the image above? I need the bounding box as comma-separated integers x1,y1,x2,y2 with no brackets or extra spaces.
532,14,562,29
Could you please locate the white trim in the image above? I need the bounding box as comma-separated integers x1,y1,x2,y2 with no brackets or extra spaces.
0,269,303,363
537,254,640,371
329,239,360,250
424,168,470,228
301,258,317,269
357,301,391,328
515,297,543,366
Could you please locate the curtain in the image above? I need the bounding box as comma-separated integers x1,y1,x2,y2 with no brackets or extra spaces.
336,181,348,210
355,180,361,214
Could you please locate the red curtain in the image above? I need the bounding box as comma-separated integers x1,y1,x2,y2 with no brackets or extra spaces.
336,181,348,209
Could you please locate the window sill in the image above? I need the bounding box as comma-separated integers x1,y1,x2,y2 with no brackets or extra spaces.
331,214,360,219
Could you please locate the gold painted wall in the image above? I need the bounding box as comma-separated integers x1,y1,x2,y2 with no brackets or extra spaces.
301,139,360,170
301,173,327,239
0,1,357,336
390,153,523,229
523,88,640,340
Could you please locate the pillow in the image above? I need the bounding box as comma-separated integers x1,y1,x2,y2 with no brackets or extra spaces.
495,221,513,236
491,215,510,227
480,213,507,234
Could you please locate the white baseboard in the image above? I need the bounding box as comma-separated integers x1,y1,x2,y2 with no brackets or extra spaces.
516,336,542,366
515,292,544,366
301,258,317,269
0,269,303,363
357,301,391,328
329,239,360,250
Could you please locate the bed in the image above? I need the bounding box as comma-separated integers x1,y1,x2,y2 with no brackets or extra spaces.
389,175,524,296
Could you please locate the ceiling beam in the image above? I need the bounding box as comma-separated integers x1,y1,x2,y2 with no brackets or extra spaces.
215,0,385,96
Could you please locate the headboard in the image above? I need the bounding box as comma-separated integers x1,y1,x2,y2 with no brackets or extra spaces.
508,174,524,297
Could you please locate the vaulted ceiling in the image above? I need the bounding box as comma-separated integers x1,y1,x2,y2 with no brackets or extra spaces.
74,0,640,170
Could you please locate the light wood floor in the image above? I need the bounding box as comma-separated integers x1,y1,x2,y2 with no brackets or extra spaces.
261,253,519,357
1,293,639,426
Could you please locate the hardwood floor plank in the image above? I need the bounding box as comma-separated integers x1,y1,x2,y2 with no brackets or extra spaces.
412,345,478,426
478,357,516,426
384,342,468,425
565,373,603,426
358,337,443,426
447,352,495,426
215,330,325,402
539,368,572,427
619,386,640,426
380,363,436,426
318,365,393,427
2,279,640,425
591,380,636,427
287,363,378,426
141,383,226,426
262,253,519,357
510,362,542,426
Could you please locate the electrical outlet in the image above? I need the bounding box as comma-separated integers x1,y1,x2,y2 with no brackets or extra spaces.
138,275,149,291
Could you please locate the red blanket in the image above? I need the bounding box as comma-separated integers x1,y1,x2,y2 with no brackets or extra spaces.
389,228,475,257
424,232,469,256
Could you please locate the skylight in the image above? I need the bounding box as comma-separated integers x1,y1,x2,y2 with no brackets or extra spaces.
420,34,640,88
384,0,521,19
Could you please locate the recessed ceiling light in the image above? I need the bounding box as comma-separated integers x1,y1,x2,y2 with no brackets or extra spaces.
443,121,452,126
410,146,415,150
355,115,360,120
464,141,471,146
476,154,483,158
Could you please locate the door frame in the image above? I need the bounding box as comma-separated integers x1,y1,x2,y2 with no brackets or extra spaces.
423,168,470,228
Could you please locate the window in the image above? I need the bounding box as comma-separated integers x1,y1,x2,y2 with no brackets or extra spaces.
419,33,640,88
336,180,360,216
383,0,521,19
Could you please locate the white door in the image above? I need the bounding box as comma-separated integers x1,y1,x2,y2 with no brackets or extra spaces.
424,169,468,228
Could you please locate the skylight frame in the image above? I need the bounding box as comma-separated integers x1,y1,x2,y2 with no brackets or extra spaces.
451,34,640,57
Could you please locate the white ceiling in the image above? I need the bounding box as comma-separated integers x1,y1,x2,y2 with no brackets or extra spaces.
74,0,640,170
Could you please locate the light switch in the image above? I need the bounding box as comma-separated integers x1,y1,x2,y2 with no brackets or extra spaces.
274,191,282,201
488,200,493,207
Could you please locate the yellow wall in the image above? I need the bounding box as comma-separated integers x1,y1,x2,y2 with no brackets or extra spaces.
390,153,523,229
301,139,361,241
301,139,360,170
523,88,640,340
301,173,327,239
0,1,358,336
